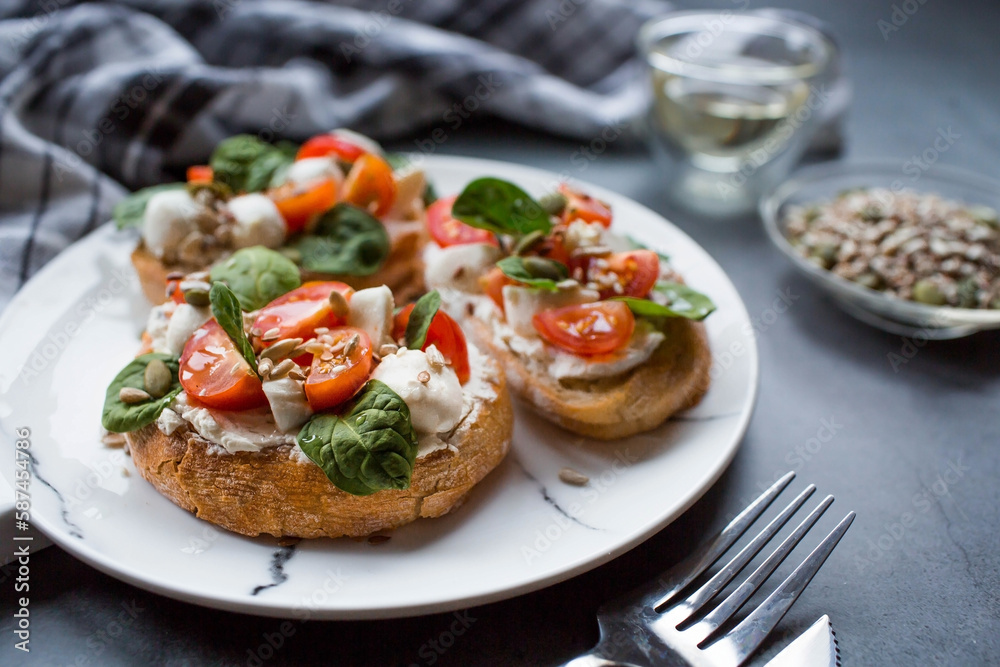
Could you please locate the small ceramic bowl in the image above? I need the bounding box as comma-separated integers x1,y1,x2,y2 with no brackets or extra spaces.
760,161,1000,339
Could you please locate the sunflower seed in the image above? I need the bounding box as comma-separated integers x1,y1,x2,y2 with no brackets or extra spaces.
143,359,172,398
287,369,307,382
417,370,431,384
261,327,281,341
119,387,151,404
250,327,263,338
165,271,185,281
379,343,398,357
258,357,274,377
270,358,296,379
572,245,612,258
320,351,334,362
314,327,330,335
179,279,211,293
260,338,303,361
345,334,360,356
328,290,349,318
558,467,589,486
329,364,347,375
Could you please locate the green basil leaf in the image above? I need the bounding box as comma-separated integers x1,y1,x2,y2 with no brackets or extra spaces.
294,203,390,276
112,183,186,230
210,246,301,311
404,290,441,349
496,256,569,291
296,380,418,496
452,177,551,237
626,235,670,263
209,281,259,376
210,135,295,193
102,353,182,433
613,281,716,321
422,180,438,206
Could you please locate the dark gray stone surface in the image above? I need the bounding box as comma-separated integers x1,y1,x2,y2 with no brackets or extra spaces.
2,0,998,664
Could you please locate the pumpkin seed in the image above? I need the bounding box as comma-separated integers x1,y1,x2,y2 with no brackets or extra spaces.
119,387,152,404
513,230,545,256
523,256,565,281
328,290,349,318
143,359,172,398
183,288,210,307
539,191,567,216
913,279,946,305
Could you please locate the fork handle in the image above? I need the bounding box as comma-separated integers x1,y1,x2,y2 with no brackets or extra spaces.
562,654,642,667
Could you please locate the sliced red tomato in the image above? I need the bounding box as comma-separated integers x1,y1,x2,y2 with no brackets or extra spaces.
187,165,213,183
480,267,513,313
179,320,267,410
341,153,396,217
426,195,498,248
304,327,373,411
296,134,368,163
594,250,660,299
533,301,635,356
393,305,471,384
559,184,612,228
252,282,354,347
269,177,338,234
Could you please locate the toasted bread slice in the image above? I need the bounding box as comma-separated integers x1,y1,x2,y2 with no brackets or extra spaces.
464,315,711,440
132,217,429,306
125,356,512,539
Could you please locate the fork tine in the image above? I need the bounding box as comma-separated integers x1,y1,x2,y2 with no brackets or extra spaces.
704,511,856,666
694,494,834,640
665,484,817,619
653,472,795,609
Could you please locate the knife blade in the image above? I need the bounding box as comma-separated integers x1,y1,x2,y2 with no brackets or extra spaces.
764,615,840,667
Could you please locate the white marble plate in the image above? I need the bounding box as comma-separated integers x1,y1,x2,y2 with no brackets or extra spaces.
0,156,757,619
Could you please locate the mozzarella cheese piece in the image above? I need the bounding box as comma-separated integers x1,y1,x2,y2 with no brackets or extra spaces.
425,243,503,293
347,285,395,347
164,304,211,356
501,284,601,337
141,189,206,259
371,347,463,434
387,168,426,219
226,194,286,249
262,376,313,433
331,128,383,156
282,157,344,187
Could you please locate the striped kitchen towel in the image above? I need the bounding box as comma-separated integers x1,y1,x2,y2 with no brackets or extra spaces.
0,0,847,312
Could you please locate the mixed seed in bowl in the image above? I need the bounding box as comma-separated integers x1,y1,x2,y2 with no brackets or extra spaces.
784,188,1000,308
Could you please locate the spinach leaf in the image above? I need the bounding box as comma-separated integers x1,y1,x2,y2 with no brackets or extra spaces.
294,203,390,275
404,290,441,349
112,183,186,230
209,281,259,376
296,380,418,496
210,135,295,193
102,353,182,433
210,246,301,311
613,281,716,321
452,178,551,237
496,256,569,291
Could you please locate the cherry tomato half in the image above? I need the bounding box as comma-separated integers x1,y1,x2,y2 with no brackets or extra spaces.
296,134,368,163
342,154,396,218
594,250,660,299
559,184,612,228
304,327,373,411
393,304,471,384
187,165,213,183
269,178,338,234
179,320,267,410
479,267,513,313
532,301,635,356
252,282,354,348
426,195,498,248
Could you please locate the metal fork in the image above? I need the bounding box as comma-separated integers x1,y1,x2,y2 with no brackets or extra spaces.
563,472,855,667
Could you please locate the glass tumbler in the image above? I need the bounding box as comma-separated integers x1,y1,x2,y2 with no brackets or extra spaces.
638,12,837,217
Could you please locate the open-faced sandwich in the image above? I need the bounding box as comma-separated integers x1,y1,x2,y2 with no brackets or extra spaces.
117,129,432,306
101,247,511,538
423,178,714,439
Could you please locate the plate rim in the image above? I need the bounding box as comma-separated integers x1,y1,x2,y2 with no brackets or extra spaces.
0,153,759,619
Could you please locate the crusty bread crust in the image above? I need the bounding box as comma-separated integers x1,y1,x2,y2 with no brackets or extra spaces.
465,316,711,440
125,359,513,538
132,218,429,305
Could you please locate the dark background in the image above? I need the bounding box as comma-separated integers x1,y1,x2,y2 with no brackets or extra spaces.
3,0,1000,664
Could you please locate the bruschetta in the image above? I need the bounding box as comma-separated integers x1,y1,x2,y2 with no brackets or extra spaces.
422,179,713,439
102,249,512,538
117,130,431,307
